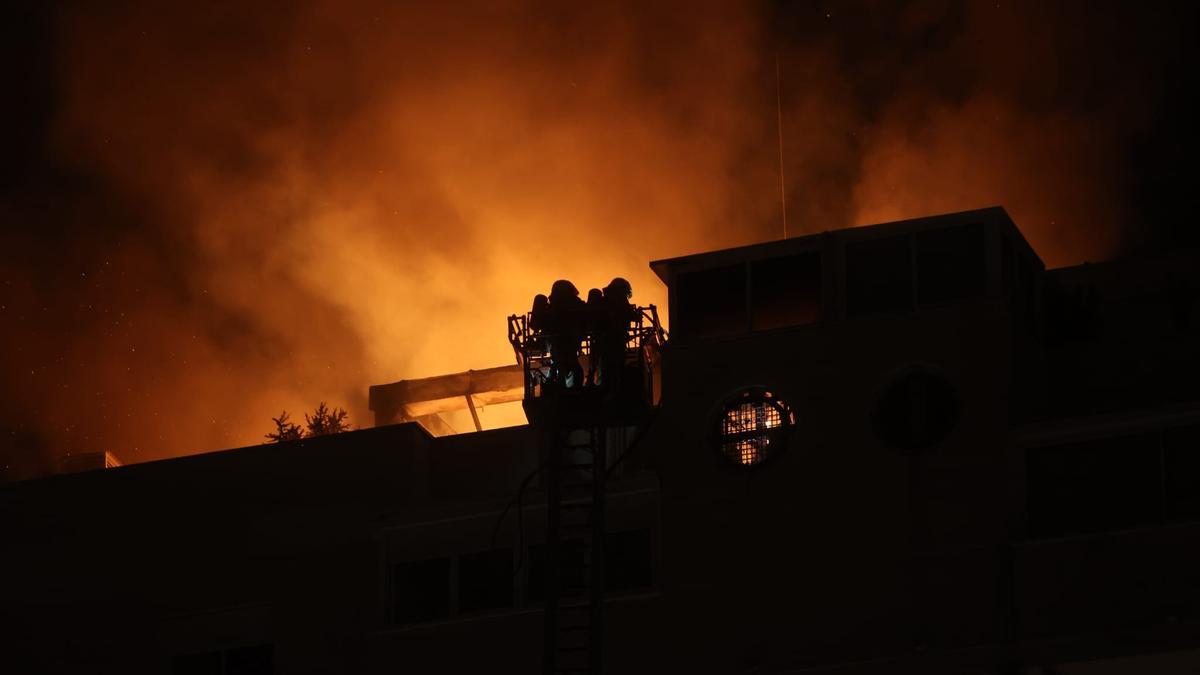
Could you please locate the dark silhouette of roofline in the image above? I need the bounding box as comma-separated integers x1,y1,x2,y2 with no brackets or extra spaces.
649,205,1017,284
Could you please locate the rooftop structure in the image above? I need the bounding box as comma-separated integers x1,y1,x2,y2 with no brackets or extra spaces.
58,450,123,474
369,364,524,435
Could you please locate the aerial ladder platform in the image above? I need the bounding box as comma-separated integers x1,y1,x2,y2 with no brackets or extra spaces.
507,303,665,675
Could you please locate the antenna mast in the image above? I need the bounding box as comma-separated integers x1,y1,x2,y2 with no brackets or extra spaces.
775,52,788,239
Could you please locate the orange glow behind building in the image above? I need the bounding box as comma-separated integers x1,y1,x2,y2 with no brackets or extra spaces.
9,1,1147,465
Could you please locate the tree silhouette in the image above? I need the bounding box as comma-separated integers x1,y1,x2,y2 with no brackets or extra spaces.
266,404,350,443
304,402,350,437
265,411,304,443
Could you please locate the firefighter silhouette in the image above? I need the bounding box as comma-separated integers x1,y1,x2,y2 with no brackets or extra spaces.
546,280,586,387
584,288,605,386
596,277,638,396
529,294,550,354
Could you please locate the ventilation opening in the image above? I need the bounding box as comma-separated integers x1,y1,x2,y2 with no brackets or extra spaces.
715,389,795,466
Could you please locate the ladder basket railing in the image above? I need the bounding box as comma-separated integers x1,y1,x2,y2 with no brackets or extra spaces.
507,304,665,402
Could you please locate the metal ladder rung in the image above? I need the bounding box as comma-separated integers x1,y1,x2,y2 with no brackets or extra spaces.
546,426,606,675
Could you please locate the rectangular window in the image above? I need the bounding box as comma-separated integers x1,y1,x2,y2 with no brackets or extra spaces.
1001,234,1015,308
174,652,222,675
675,264,746,339
391,557,450,623
224,645,273,675
457,548,514,613
1024,647,1200,673
1165,424,1200,521
1023,256,1037,327
528,540,586,603
1027,434,1163,538
916,223,986,305
174,645,272,675
845,235,913,316
604,529,653,593
750,252,821,331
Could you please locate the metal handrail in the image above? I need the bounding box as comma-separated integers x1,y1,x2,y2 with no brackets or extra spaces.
507,304,665,401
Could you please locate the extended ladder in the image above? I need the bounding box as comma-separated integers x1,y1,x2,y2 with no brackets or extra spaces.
543,426,606,675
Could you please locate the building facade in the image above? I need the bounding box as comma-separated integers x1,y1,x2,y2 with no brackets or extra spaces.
4,207,1200,674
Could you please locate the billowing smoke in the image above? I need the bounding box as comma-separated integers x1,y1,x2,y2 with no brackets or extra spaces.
774,1,1192,264
1,1,1192,476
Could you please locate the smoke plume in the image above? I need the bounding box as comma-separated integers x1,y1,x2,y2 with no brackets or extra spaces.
1,0,1193,475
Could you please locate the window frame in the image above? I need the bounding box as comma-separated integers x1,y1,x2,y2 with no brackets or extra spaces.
711,387,797,468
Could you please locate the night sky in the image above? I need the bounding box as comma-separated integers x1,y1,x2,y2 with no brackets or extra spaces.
2,1,1197,479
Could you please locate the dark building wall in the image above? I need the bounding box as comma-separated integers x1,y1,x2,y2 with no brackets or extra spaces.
5,209,1200,674
0,423,543,674
1040,250,1200,419
643,301,1017,669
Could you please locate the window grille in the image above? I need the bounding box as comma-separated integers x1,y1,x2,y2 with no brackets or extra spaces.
717,389,794,466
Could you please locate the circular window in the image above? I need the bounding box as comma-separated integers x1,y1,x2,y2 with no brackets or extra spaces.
872,367,959,451
715,388,795,466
